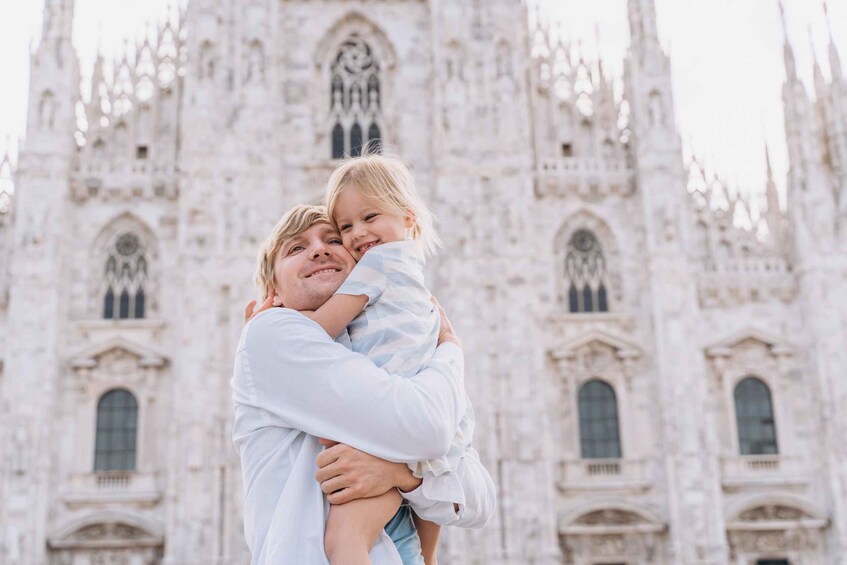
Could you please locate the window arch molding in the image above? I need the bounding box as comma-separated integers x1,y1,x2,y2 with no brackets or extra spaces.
553,211,623,313
68,340,168,476
313,13,397,159
550,332,642,463
89,213,159,320
703,329,796,459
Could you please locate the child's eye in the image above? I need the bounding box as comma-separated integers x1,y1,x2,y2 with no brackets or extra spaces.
364,213,378,221
339,224,352,232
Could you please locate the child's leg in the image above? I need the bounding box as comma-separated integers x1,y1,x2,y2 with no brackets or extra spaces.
412,512,441,565
325,489,403,565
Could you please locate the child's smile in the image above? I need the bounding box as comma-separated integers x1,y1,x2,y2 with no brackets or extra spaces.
332,185,414,261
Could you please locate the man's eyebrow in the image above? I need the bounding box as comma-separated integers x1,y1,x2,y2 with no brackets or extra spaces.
282,235,306,252
320,225,342,237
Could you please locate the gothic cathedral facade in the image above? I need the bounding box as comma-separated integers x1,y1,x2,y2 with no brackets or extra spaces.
1,0,847,563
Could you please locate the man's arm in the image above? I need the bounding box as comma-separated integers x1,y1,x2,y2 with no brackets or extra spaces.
315,443,496,528
235,308,465,462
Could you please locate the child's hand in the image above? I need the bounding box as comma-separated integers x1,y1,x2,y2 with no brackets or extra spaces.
431,296,461,348
244,295,275,324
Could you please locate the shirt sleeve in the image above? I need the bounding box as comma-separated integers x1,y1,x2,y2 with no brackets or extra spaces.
237,309,466,462
401,447,496,528
334,247,388,306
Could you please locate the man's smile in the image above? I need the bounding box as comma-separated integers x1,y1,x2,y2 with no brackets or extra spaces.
305,266,342,278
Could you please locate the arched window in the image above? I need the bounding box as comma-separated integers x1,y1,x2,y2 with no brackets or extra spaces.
330,35,383,158
564,229,610,313
577,380,621,459
332,122,345,159
735,377,778,455
103,233,148,319
94,389,138,471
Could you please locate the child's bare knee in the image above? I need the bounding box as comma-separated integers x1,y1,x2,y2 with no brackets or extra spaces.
324,518,374,559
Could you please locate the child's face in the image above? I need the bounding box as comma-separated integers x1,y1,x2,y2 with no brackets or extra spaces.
333,186,414,261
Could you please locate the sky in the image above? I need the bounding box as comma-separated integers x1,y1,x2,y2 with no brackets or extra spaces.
0,0,845,207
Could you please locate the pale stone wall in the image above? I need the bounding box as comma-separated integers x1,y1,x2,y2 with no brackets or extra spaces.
1,1,846,564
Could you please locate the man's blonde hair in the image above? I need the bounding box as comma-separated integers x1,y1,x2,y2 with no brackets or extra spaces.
325,152,441,258
254,204,331,301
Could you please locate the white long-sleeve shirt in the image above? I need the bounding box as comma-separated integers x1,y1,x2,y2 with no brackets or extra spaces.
231,308,496,564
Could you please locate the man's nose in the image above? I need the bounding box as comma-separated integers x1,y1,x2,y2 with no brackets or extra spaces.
309,241,331,259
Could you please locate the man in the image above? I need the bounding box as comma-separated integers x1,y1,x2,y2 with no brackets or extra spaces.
232,204,495,564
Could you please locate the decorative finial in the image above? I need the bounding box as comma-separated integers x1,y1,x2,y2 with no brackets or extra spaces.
764,141,774,179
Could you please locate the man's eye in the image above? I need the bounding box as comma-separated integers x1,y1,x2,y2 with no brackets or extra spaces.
328,238,343,245
289,245,304,254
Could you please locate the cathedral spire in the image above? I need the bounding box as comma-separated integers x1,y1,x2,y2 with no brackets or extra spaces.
810,25,827,95
824,0,843,82
37,0,75,67
765,142,781,218
40,0,74,43
779,0,798,81
87,49,106,126
628,0,661,54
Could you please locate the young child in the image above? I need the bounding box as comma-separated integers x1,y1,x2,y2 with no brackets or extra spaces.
299,153,474,565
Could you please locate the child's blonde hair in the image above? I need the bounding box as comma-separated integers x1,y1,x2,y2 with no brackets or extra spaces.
325,151,441,258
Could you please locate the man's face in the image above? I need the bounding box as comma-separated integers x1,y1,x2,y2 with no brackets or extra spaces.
272,222,356,311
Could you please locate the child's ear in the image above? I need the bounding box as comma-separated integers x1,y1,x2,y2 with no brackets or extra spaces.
404,212,417,229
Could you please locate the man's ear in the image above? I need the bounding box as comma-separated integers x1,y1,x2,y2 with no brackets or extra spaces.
268,284,284,307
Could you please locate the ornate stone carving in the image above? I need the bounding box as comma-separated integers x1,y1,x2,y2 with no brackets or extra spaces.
738,504,809,522
70,523,147,543
576,509,645,526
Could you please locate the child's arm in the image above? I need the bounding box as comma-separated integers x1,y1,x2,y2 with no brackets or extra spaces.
301,294,368,339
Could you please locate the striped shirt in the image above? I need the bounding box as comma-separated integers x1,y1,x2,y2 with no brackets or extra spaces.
337,240,475,490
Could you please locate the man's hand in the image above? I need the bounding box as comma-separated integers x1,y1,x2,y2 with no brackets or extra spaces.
244,295,275,324
315,443,422,504
432,296,461,348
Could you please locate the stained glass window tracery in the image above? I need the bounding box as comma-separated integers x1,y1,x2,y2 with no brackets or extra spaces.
103,232,147,319
564,229,610,313
330,35,383,158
